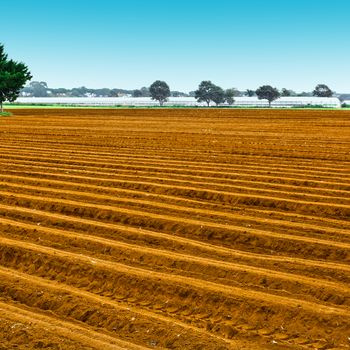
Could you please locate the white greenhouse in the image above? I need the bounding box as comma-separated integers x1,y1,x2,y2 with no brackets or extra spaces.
13,96,341,108
232,97,341,108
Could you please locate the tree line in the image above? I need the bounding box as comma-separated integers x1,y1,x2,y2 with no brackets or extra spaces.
148,80,334,106
21,82,188,99
0,43,337,111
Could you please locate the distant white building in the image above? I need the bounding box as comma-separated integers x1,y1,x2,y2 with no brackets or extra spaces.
233,97,341,108
13,96,342,108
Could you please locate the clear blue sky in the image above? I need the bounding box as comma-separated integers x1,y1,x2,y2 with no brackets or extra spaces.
2,0,349,92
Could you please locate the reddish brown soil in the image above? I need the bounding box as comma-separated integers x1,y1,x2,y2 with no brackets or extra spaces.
0,108,349,350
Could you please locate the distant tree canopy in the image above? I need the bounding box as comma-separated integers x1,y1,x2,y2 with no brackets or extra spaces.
195,82,243,106
297,91,313,97
0,43,32,112
28,81,48,97
171,91,188,97
195,81,232,106
256,85,280,107
195,81,215,106
281,88,291,97
225,89,236,105
139,87,150,97
149,80,170,106
133,89,143,97
211,85,226,106
313,84,333,97
245,89,255,97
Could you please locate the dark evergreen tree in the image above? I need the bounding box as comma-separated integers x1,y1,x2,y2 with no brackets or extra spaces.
0,43,32,112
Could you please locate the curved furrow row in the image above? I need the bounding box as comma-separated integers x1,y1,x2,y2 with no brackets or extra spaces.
1,162,349,228
0,149,349,183
0,190,349,264
1,176,350,243
0,302,136,350
0,144,349,175
1,203,349,285
0,268,238,350
0,238,349,349
1,218,349,308
1,175,349,225
1,161,350,199
1,138,348,162
1,152,348,192
1,127,349,160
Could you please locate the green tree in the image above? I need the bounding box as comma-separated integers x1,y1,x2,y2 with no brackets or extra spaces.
149,80,170,106
30,81,48,97
256,85,280,107
93,88,112,97
50,87,69,96
313,84,333,97
171,91,187,97
140,86,150,97
195,81,215,106
133,89,143,97
0,43,32,112
281,88,292,97
225,89,235,105
245,89,255,97
211,85,225,106
297,91,312,97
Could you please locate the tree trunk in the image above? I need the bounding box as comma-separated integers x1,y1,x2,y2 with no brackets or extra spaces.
0,100,3,113
207,101,210,107
159,100,163,106
268,100,271,108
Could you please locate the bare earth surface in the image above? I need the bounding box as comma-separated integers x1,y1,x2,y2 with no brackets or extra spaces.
0,108,349,350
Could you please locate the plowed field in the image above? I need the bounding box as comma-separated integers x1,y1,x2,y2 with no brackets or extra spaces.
0,108,349,350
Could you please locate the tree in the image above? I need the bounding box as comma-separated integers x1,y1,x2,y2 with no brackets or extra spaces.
297,91,312,97
211,85,225,106
140,86,150,97
30,81,48,97
225,89,235,105
0,43,32,112
255,85,280,107
171,91,187,97
313,84,333,97
245,89,255,97
149,80,170,106
93,88,112,97
133,89,143,97
281,88,292,97
281,89,297,97
51,87,69,96
195,81,215,106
